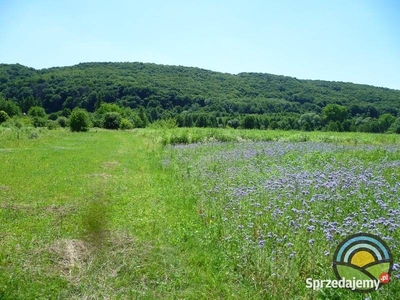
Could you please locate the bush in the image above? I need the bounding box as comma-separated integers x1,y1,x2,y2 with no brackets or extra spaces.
96,103,123,115
227,118,240,129
103,112,122,129
0,99,21,117
47,120,60,130
48,112,60,120
56,116,68,128
242,115,256,129
28,106,46,118
388,118,400,134
0,110,10,123
119,118,133,130
70,108,90,132
32,117,47,128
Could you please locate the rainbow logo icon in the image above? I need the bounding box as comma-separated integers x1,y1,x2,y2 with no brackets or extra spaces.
333,233,393,293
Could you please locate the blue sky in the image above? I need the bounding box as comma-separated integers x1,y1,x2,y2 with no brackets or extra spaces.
1,0,399,90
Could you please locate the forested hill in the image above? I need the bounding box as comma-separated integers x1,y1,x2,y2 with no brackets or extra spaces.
1,62,400,132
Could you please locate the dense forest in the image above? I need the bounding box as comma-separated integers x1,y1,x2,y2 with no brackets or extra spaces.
1,62,400,133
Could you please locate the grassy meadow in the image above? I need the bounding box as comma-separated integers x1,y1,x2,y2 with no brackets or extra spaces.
0,126,399,299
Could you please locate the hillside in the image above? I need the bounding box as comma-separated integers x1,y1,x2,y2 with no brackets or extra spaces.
1,62,400,132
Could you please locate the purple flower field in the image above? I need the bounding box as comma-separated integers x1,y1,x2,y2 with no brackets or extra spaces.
168,141,400,283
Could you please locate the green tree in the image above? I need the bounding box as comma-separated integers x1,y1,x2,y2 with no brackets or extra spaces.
96,103,122,115
120,118,133,130
70,108,90,132
227,118,240,129
28,106,46,118
20,96,38,113
379,114,396,133
0,110,9,123
138,107,149,128
195,114,208,127
388,118,400,134
0,99,21,117
269,121,279,130
242,115,256,129
56,116,68,128
301,121,312,131
298,112,321,130
61,108,71,118
103,112,122,129
325,121,343,132
183,114,194,127
323,104,348,123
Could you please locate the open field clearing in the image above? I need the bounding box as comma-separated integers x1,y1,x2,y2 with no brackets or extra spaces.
0,128,399,299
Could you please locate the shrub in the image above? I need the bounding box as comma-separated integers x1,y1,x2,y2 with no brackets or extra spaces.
388,118,400,134
119,118,133,130
227,118,240,129
96,103,123,115
70,108,90,132
47,120,59,130
48,112,60,120
103,112,122,129
242,115,256,129
56,116,68,128
28,106,46,118
32,117,47,127
0,110,10,123
0,99,21,116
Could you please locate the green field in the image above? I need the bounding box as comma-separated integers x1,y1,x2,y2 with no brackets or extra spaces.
1,127,399,299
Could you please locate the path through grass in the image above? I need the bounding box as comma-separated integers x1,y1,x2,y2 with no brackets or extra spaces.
0,129,223,299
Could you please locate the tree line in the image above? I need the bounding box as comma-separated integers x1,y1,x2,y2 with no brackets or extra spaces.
1,62,400,133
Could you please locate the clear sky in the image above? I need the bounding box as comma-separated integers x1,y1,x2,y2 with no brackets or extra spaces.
1,0,399,90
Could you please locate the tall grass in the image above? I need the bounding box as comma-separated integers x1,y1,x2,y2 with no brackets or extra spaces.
137,127,400,146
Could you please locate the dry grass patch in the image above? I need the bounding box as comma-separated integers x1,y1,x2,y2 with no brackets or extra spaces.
0,202,76,216
47,239,93,284
101,161,120,170
85,173,112,179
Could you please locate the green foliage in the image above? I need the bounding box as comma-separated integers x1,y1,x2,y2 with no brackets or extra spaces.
299,112,321,130
388,117,400,134
119,118,133,130
1,62,400,134
227,118,240,129
56,116,68,128
149,118,177,129
323,104,348,123
96,103,123,115
269,120,279,130
0,110,10,123
0,99,21,116
325,121,344,132
137,106,149,128
69,108,90,132
103,112,122,129
241,115,256,129
301,121,312,131
28,106,46,118
61,108,71,118
379,113,396,132
47,120,59,130
195,114,209,127
32,117,47,128
0,62,398,117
